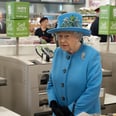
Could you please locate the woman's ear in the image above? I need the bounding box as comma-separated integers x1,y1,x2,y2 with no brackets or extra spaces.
80,38,83,43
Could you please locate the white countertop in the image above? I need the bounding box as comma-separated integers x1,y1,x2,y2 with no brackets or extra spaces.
0,107,21,116
104,93,116,105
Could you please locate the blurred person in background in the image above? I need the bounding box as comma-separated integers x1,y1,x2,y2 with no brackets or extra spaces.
0,12,6,34
34,17,54,43
90,7,107,42
47,12,102,116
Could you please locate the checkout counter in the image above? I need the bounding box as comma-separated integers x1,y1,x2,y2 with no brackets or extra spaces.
0,43,56,116
0,55,52,116
101,52,116,114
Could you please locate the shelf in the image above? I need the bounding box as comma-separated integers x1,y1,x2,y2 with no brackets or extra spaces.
82,14,96,17
82,14,96,25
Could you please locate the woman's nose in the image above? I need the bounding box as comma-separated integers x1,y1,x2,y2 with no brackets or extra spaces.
59,36,66,42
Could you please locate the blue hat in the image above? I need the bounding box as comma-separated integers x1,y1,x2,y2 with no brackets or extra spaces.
47,12,91,36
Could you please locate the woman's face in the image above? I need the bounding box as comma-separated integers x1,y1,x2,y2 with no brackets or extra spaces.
57,31,81,54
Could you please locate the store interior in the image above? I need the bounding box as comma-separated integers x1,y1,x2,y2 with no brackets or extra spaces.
0,0,116,116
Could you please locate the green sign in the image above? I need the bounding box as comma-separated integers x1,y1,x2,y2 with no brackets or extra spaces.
6,2,29,19
6,2,29,37
99,19,116,35
100,5,116,20
6,19,29,37
99,5,116,35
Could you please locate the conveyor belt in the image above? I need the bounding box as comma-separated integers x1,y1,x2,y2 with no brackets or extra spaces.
0,77,7,86
102,69,112,77
34,110,52,116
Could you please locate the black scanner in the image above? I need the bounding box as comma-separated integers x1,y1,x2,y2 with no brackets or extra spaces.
35,46,54,62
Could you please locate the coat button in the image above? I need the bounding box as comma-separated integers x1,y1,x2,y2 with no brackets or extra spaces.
61,83,64,87
61,96,65,101
66,55,70,60
63,69,66,73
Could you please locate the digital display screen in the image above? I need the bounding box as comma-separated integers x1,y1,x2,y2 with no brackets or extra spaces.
20,0,84,4
41,0,85,3
41,0,69,2
72,0,85,4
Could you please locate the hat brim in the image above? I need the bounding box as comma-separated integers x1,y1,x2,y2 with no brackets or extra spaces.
47,27,91,36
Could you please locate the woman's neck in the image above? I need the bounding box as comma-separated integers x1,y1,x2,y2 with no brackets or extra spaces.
69,42,81,54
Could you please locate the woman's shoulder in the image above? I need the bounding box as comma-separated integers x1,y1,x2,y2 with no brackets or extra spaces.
82,44,100,55
54,47,62,54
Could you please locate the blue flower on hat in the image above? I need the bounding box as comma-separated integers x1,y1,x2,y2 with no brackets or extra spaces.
61,15,81,28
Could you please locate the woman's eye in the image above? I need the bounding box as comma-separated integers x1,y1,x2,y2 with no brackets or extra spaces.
65,35,70,38
57,34,70,39
57,35,62,39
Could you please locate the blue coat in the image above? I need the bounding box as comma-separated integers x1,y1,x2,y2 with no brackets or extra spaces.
47,44,102,115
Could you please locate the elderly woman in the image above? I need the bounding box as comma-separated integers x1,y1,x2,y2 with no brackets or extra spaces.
47,12,102,116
